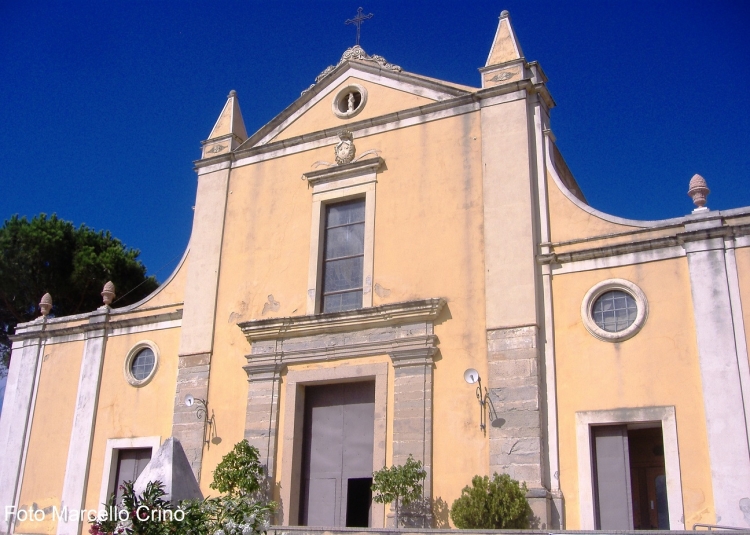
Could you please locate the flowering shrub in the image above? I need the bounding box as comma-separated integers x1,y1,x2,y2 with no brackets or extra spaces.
90,441,274,535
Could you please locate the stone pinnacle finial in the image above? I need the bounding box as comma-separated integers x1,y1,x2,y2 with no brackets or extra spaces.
688,174,710,211
500,10,509,18
101,281,116,306
39,293,53,316
228,89,237,98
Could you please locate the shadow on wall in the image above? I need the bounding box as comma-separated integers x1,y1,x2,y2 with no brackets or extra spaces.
398,497,451,528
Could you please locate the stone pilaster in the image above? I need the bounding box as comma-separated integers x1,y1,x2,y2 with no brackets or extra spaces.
243,356,282,480
172,352,211,481
0,324,45,535
683,223,750,526
58,310,109,535
486,325,550,527
389,343,436,528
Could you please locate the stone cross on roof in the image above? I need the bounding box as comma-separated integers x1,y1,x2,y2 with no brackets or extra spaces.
345,7,373,46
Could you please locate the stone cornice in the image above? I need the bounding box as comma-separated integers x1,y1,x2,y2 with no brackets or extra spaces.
537,223,750,266
11,309,183,342
238,298,445,342
303,157,384,186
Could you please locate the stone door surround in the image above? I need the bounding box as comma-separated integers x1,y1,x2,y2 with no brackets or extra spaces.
238,298,445,526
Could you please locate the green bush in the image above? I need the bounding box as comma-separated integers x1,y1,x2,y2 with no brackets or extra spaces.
450,473,531,529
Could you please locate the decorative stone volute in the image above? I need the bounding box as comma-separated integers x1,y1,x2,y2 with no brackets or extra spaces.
688,173,710,211
39,293,52,316
101,281,116,306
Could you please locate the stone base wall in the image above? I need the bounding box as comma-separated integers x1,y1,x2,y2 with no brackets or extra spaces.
486,325,551,529
172,351,211,481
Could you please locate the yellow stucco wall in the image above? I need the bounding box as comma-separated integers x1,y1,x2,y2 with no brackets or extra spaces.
204,107,489,517
82,327,181,516
132,250,189,310
16,340,84,535
271,77,437,143
552,258,715,528
547,170,641,243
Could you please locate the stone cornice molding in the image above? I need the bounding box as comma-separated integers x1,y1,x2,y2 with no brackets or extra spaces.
239,298,445,342
241,299,445,377
389,347,438,367
537,223,750,266
303,157,384,187
11,309,183,342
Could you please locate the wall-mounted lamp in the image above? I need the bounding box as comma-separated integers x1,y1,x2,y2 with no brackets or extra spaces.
464,368,491,433
184,394,216,449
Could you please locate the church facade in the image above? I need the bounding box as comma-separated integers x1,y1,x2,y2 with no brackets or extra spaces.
2,11,750,533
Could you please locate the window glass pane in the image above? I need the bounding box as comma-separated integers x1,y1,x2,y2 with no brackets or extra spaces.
326,199,365,228
131,348,155,380
593,290,637,332
322,290,363,313
325,223,365,259
321,199,365,313
323,256,364,293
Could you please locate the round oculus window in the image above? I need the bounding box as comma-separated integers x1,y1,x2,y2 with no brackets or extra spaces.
131,348,155,380
581,279,648,342
124,341,159,386
592,290,637,333
332,84,368,119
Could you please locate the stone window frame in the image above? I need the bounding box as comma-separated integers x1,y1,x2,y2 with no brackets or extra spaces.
304,158,382,315
279,362,388,527
123,340,160,387
97,436,160,510
332,83,368,119
580,278,648,342
575,406,684,530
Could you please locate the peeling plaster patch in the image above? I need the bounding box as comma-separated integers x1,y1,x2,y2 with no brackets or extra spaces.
228,301,248,323
262,295,280,315
374,283,391,298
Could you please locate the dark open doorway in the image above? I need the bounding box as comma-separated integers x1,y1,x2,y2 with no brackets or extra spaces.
346,477,373,527
628,427,669,529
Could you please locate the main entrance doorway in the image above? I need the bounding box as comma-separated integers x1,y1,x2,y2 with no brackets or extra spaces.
298,381,375,527
592,424,669,530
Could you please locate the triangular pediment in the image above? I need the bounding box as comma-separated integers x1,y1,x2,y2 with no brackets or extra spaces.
241,55,474,149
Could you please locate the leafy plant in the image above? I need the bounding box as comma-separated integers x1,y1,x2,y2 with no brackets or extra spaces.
210,440,264,498
449,473,531,529
90,442,274,535
371,455,426,527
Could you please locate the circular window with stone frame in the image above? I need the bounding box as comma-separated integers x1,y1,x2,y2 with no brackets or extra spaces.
332,84,368,119
581,279,648,342
124,341,159,387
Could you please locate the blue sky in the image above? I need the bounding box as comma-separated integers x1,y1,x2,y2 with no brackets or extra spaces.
1,0,749,283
